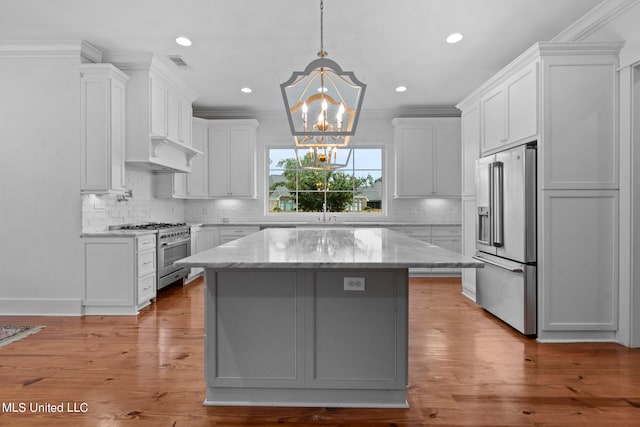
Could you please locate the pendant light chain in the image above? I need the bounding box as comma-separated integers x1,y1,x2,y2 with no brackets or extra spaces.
318,0,326,58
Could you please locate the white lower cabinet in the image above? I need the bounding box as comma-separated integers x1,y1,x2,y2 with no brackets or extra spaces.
219,226,260,244
538,190,619,338
188,225,219,281
388,226,461,276
461,197,477,301
83,234,157,315
431,226,462,275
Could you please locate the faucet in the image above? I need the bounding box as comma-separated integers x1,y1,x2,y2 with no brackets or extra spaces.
316,204,337,223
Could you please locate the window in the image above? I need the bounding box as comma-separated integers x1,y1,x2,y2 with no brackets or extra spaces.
268,147,383,214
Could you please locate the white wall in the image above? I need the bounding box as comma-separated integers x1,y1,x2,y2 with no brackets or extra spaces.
0,55,84,315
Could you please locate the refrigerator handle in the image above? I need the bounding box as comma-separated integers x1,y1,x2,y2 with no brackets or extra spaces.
488,163,494,246
492,161,504,247
472,256,523,273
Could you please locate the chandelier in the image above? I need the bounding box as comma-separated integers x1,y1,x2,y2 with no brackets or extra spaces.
280,0,366,170
295,145,353,171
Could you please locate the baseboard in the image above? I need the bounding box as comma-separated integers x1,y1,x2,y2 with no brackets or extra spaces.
0,298,83,316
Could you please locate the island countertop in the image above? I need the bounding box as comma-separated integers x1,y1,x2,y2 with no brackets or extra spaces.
176,227,483,270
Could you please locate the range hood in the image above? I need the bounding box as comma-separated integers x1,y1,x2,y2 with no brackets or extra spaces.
104,52,202,173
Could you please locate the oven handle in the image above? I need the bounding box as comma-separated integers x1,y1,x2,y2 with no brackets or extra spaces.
160,237,191,248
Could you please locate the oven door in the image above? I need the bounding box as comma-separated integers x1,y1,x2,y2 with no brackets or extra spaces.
157,237,191,290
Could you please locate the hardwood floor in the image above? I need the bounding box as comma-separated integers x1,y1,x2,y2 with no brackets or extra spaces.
1,277,639,426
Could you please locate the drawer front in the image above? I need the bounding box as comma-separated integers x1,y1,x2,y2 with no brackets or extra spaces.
389,227,431,242
219,226,260,236
137,235,156,251
138,249,156,276
219,226,260,243
138,273,156,304
431,226,461,237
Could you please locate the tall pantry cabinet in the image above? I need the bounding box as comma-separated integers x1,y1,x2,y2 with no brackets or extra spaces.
457,42,622,342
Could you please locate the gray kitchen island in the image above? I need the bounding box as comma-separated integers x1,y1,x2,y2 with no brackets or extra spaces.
176,227,483,408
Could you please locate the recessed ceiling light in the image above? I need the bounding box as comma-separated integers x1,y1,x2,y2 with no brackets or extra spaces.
395,86,407,93
241,87,252,93
175,36,192,47
446,33,463,44
317,86,328,93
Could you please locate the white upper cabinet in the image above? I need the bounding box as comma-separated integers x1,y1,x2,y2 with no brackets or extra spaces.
79,63,129,195
481,62,538,154
392,117,461,198
207,119,258,198
541,55,618,190
186,118,208,197
461,103,480,197
105,53,201,173
180,99,193,146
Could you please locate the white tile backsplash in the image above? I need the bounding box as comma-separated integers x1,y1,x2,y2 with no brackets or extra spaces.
82,167,185,232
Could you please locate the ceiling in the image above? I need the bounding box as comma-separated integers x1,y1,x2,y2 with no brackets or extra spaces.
0,0,604,116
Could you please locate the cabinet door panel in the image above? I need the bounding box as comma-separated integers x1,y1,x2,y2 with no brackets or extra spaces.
150,78,167,136
395,126,434,197
462,105,480,196
541,191,618,331
434,126,461,196
180,99,192,145
506,64,537,144
482,87,506,153
167,89,181,142
187,121,208,197
208,128,230,197
228,128,253,196
110,78,126,192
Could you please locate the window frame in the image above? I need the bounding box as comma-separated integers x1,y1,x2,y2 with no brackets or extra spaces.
265,144,386,219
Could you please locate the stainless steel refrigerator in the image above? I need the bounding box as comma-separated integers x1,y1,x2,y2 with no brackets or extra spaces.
474,143,537,336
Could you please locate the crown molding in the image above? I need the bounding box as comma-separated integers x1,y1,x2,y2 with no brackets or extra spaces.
0,40,102,62
553,0,640,42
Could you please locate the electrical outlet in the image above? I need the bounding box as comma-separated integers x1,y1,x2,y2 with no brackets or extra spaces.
344,277,365,291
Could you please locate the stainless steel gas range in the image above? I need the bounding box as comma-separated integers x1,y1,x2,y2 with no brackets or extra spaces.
111,222,191,291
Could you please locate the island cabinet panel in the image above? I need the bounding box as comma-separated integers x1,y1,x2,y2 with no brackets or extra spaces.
208,271,303,387
307,271,407,388
203,267,409,407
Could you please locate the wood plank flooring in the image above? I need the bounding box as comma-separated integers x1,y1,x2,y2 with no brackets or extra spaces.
1,277,639,426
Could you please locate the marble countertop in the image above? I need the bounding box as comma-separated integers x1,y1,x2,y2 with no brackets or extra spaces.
176,227,482,270
199,222,461,227
81,230,157,237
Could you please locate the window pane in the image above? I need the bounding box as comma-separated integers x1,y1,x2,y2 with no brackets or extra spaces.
267,147,383,214
353,148,382,169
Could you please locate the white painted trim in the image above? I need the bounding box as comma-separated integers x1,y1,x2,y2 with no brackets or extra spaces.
0,299,83,316
552,0,640,42
0,40,102,63
617,65,633,347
